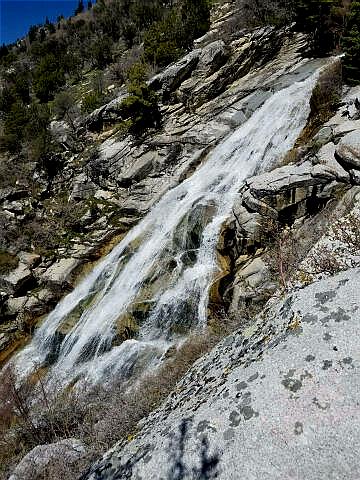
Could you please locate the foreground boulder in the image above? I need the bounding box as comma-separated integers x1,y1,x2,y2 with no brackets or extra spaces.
9,439,87,480
83,268,360,480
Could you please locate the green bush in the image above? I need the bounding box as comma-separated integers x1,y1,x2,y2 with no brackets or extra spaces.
144,0,211,67
33,54,66,102
82,91,104,113
120,83,161,135
0,102,29,153
294,0,343,55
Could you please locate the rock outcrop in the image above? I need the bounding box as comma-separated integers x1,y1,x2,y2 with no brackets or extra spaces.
83,267,360,480
9,439,87,480
0,20,319,364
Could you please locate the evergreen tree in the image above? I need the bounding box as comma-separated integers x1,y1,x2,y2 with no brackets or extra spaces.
87,1,93,9
74,0,84,15
179,0,211,49
294,0,342,54
28,24,38,43
343,1,360,84
33,53,66,102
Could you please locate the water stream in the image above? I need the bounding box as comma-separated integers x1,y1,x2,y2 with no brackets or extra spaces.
15,65,325,388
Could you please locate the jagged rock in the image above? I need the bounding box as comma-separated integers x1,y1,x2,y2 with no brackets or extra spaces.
41,258,80,288
18,252,41,268
83,268,360,480
237,257,268,288
335,130,360,170
149,50,200,96
70,173,97,201
50,120,72,146
9,439,87,480
0,263,35,295
195,40,229,77
177,41,229,102
82,92,128,131
5,296,27,316
314,142,350,182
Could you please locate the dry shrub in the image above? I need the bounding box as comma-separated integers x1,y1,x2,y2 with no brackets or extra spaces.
303,210,360,276
298,60,342,144
0,332,219,479
91,332,219,448
109,46,145,85
263,219,303,291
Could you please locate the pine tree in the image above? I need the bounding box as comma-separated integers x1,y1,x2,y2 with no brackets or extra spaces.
74,0,84,15
343,1,360,84
87,1,92,9
294,0,342,55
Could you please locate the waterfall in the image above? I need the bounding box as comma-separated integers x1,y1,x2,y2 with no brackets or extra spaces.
14,66,323,388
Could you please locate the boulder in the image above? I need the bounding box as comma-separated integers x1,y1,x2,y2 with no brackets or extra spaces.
70,173,97,201
41,258,80,288
9,439,87,480
83,268,360,480
18,252,41,268
335,130,360,170
0,263,35,295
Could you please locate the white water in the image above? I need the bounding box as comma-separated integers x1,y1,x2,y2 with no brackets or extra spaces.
15,67,323,388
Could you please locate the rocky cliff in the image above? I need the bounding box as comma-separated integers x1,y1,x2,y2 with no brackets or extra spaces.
0,10,315,364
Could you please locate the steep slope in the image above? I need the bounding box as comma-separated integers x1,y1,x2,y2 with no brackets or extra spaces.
82,267,360,480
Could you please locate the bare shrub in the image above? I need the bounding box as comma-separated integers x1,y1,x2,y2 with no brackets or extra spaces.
303,210,360,276
263,219,303,291
0,332,220,479
92,332,219,448
109,46,144,85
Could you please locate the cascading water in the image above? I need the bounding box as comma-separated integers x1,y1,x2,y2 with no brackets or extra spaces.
15,65,325,388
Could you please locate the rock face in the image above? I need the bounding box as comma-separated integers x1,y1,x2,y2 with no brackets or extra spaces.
336,130,360,170
9,439,87,480
83,268,360,480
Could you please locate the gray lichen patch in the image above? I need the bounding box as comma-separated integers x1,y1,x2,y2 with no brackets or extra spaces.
236,381,248,391
302,313,318,324
229,410,241,427
315,290,337,306
294,421,303,435
305,354,316,362
282,378,302,393
322,360,332,370
248,372,259,382
239,405,259,421
340,357,354,369
312,397,330,411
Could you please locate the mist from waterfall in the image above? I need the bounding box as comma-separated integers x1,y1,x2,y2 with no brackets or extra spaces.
14,66,324,388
